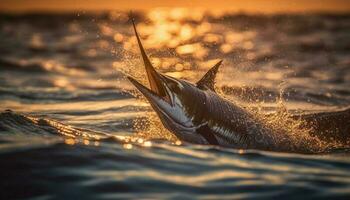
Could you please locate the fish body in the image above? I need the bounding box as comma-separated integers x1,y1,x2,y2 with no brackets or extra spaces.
127,20,294,151
128,20,349,152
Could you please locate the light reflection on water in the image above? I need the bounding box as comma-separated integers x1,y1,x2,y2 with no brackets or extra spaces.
0,8,350,199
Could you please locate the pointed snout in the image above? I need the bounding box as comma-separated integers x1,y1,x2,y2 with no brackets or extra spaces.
132,19,168,99
129,20,174,107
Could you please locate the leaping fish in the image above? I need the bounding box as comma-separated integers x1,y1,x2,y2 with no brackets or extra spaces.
127,20,349,153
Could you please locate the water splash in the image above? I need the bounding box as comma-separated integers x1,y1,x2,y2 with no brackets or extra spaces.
106,9,349,153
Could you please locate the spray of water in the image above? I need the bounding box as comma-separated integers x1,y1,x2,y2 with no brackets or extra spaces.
116,50,346,152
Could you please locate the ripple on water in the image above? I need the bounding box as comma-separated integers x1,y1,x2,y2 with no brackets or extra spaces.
0,10,350,199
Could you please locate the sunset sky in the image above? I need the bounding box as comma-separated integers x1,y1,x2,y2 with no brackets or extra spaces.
1,0,350,13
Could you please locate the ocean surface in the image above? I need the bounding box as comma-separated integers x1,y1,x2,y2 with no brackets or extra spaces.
0,9,350,199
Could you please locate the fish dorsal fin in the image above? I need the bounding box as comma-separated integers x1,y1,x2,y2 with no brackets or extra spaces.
196,60,222,92
132,19,166,97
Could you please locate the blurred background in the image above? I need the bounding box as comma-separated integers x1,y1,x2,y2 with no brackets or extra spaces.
1,0,350,13
1,1,350,199
1,0,350,122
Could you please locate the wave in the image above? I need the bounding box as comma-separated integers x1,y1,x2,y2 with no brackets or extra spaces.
1,109,349,154
1,110,350,199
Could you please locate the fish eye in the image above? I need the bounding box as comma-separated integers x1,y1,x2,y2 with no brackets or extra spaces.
168,81,182,93
164,76,183,93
